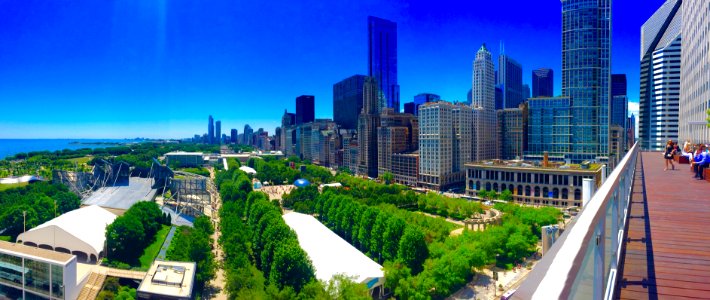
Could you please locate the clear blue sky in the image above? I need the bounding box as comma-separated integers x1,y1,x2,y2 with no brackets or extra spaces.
0,0,664,138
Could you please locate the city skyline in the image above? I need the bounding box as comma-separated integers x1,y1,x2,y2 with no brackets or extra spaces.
0,0,664,138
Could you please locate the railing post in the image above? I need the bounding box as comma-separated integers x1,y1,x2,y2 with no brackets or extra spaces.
583,178,595,207
611,188,619,266
594,214,605,300
601,164,607,183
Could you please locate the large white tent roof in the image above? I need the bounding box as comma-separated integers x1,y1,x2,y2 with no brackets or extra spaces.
282,212,384,289
239,166,257,174
17,205,117,261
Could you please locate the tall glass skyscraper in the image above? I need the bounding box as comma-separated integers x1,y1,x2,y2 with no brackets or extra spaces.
208,115,214,144
561,0,611,161
532,68,554,98
368,16,400,112
640,0,681,150
296,95,315,125
333,75,366,129
498,54,524,109
472,44,497,161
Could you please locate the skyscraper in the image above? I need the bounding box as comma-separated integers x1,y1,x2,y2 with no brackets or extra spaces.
611,74,627,97
562,0,611,162
532,68,554,98
403,102,416,115
368,16,399,112
215,121,221,144
377,108,418,176
498,53,524,109
411,93,440,116
333,75,366,130
296,95,315,125
610,74,628,151
472,44,497,162
498,103,528,160
242,124,253,146
679,0,710,144
208,115,214,144
230,129,238,144
357,76,381,178
640,0,681,150
522,84,530,101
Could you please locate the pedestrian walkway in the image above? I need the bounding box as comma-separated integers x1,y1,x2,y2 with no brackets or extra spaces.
616,152,710,299
157,226,177,260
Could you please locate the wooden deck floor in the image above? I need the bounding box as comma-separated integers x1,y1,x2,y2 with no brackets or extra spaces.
616,152,710,299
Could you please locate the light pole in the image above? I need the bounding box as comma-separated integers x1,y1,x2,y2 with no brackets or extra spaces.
23,210,26,234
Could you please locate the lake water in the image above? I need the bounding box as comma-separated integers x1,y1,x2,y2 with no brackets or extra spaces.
0,139,135,159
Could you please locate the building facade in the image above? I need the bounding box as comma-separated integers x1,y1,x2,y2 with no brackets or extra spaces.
357,77,381,178
296,95,315,125
208,115,214,145
532,68,554,98
215,121,221,145
472,44,497,162
497,103,528,160
640,0,682,150
465,160,602,207
391,151,419,186
562,0,611,162
526,97,573,161
333,75,366,129
377,109,418,176
368,16,399,112
678,0,710,144
418,101,472,190
0,241,80,300
498,53,524,109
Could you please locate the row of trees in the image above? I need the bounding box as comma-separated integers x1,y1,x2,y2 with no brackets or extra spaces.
417,192,484,220
478,189,513,201
105,202,169,266
166,216,216,290
0,182,80,238
217,169,371,299
313,191,429,273
246,156,335,186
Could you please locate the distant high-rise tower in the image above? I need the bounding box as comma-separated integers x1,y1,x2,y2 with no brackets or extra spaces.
208,115,215,144
296,95,315,124
472,43,497,161
368,16,400,112
532,68,554,97
357,76,381,178
611,74,627,97
522,84,530,101
679,0,710,144
242,124,253,146
230,129,238,144
215,121,222,144
498,52,523,109
610,74,628,148
562,0,611,162
411,93,440,116
333,75,366,129
640,0,681,150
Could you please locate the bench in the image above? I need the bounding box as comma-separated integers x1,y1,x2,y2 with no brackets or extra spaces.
678,155,690,164
706,169,710,182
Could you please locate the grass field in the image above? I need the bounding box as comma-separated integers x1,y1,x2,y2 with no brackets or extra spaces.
0,182,28,191
67,156,93,165
0,236,11,242
138,225,171,270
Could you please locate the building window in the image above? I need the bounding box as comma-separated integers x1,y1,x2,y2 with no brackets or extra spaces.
574,189,581,200
534,186,540,197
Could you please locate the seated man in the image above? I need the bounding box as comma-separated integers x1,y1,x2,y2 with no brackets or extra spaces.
692,145,710,179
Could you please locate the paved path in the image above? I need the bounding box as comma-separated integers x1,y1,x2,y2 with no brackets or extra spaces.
157,226,177,260
205,167,228,300
617,152,710,299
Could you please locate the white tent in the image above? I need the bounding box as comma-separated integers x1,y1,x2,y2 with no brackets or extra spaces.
282,212,384,291
17,205,117,263
239,166,257,175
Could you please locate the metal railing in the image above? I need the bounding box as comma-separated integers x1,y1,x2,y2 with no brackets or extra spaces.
512,142,639,300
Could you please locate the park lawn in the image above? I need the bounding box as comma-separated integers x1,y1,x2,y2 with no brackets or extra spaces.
0,236,11,242
0,182,28,191
67,156,93,165
138,225,171,270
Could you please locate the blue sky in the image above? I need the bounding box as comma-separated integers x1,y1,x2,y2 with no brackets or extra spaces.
0,0,664,138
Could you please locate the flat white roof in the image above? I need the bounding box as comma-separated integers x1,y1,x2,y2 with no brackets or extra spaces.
17,205,117,259
282,212,384,288
165,151,203,156
239,166,257,174
138,260,196,299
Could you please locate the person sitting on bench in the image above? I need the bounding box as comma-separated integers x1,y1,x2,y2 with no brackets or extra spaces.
682,140,694,160
692,145,710,180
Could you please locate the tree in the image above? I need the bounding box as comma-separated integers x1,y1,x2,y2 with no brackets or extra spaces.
397,227,429,274
106,215,145,263
268,240,315,292
369,213,389,262
125,202,163,238
382,217,407,262
380,172,394,185
500,189,513,201
53,191,80,214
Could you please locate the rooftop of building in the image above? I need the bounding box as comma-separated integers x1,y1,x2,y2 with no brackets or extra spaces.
137,260,196,298
0,240,74,264
164,151,204,156
465,159,602,171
